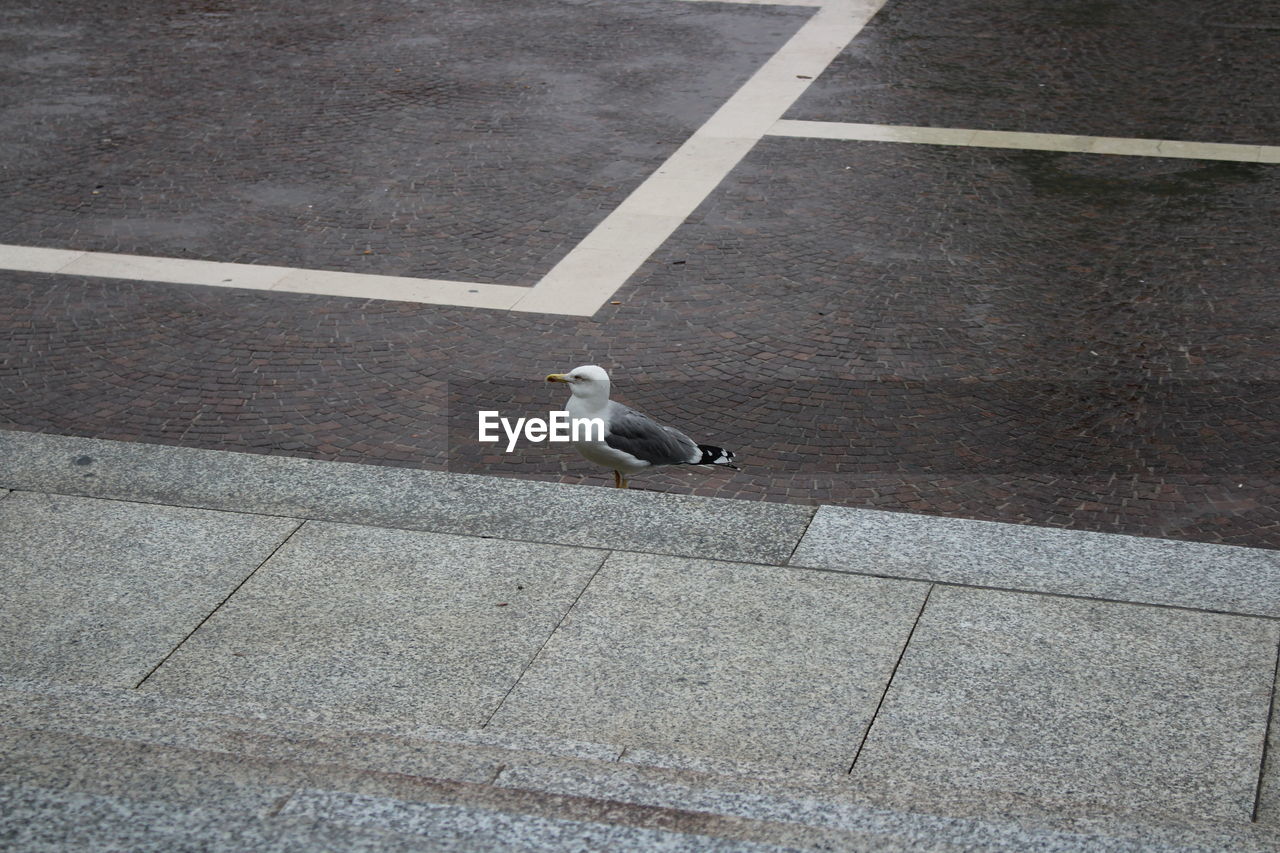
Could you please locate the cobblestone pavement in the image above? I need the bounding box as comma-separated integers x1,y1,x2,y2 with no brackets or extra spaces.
788,0,1280,145
2,0,1277,549
0,0,806,283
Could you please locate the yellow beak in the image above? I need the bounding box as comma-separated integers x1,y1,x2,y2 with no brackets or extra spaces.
546,373,570,383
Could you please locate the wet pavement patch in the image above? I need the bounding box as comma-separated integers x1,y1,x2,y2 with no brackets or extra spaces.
1,0,1277,551
0,0,807,284
788,0,1280,145
3,135,1278,547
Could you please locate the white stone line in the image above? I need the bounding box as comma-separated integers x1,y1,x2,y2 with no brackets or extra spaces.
509,0,889,315
0,245,529,310
7,0,1278,315
1,1,879,316
676,0,826,5
769,119,1280,163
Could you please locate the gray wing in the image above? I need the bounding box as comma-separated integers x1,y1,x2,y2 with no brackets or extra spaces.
604,401,701,466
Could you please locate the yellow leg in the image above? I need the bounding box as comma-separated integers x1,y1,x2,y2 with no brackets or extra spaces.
613,470,628,488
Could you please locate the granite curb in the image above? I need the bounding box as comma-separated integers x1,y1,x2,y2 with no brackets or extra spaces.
4,677,1278,852
3,430,1279,849
0,430,813,566
2,429,1276,619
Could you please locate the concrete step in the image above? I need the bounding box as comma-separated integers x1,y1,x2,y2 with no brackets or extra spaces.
0,733,779,852
4,429,1278,617
0,775,782,852
2,676,1276,852
3,430,1278,850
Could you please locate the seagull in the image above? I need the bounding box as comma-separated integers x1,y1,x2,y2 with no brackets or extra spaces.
546,364,738,488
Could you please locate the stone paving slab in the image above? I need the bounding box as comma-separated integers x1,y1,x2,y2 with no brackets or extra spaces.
3,763,820,853
0,783,321,853
0,430,814,565
4,672,1279,852
0,491,298,688
0,728,774,853
789,505,1280,616
0,681,508,791
1261,697,1280,827
788,0,1280,145
488,551,930,781
10,671,1276,851
0,780,785,853
851,586,1280,825
0,726,296,820
141,521,606,729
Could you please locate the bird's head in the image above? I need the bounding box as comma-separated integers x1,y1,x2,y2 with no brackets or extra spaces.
546,364,610,399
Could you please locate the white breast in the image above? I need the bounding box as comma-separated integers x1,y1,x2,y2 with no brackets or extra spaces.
565,397,651,474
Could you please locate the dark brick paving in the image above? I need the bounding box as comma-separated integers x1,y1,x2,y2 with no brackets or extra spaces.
2,0,1278,550
788,0,1280,145
0,0,806,283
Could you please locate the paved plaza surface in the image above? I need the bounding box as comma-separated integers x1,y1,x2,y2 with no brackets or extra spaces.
1,0,1277,549
3,3,1280,844
2,431,1279,850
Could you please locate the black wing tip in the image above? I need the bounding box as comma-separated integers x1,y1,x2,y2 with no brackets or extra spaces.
697,444,739,469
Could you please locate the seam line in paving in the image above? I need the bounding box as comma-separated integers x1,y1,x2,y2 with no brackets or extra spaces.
897,576,1280,624
131,517,307,689
783,506,820,565
1253,639,1280,822
479,550,614,732
768,119,1280,162
847,583,934,774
